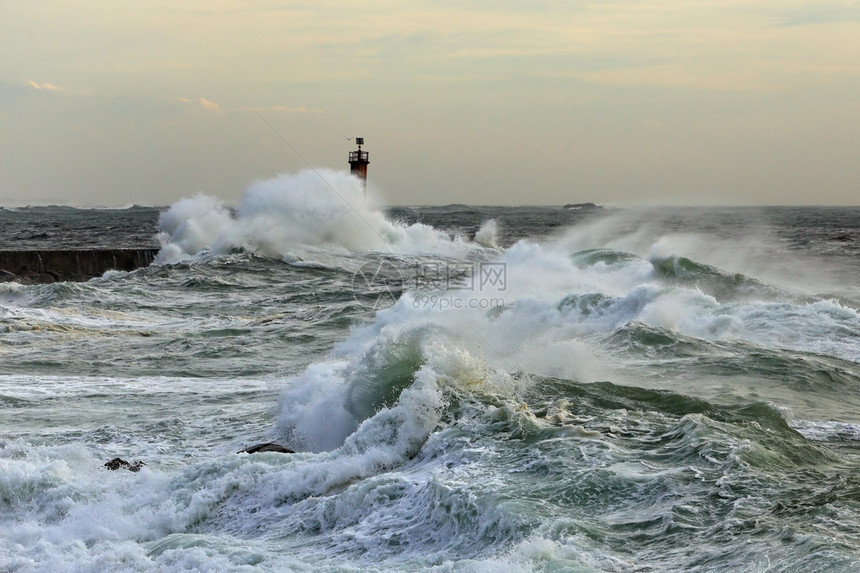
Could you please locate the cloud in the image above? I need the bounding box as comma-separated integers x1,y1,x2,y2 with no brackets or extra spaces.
25,80,99,97
178,99,320,114
28,80,61,91
198,97,222,111
178,97,223,112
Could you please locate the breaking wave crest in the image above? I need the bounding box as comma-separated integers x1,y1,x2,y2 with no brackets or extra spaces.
156,170,498,263
3,205,860,571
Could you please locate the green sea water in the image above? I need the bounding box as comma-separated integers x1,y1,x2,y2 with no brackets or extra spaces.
1,187,859,571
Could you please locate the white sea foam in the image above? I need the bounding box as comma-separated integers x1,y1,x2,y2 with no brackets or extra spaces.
276,313,511,454
474,219,499,248
156,169,492,263
0,282,30,307
3,205,859,571
274,226,858,462
732,298,860,361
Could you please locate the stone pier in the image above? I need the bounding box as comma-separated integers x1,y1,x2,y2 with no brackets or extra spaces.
0,249,159,284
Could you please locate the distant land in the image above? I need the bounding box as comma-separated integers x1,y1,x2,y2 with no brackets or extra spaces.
562,202,602,210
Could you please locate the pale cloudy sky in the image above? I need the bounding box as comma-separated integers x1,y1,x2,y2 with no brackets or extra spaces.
1,1,858,206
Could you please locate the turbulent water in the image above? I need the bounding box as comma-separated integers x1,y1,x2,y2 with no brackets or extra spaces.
1,172,859,572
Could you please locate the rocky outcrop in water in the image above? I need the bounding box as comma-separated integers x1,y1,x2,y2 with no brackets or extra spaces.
104,458,146,472
239,443,295,454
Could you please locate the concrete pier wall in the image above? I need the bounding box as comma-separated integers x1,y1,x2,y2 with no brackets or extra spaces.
0,249,159,284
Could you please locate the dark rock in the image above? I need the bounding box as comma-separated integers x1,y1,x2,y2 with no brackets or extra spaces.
239,442,295,454
104,457,146,472
0,249,158,283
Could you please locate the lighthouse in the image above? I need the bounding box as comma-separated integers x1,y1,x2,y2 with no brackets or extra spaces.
348,137,369,196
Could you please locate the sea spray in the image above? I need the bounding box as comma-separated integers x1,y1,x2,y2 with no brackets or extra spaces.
3,204,860,571
155,194,238,262
156,170,500,263
156,171,384,262
274,225,860,456
474,219,500,249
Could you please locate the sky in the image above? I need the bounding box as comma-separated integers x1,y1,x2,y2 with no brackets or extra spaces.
1,0,858,207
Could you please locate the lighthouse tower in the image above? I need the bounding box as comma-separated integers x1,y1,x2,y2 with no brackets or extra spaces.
348,137,369,196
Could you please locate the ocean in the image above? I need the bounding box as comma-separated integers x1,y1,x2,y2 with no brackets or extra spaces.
1,171,859,572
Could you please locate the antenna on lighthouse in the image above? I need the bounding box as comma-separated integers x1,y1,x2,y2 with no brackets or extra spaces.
348,137,369,198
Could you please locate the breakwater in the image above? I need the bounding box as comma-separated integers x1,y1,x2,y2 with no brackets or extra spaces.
0,249,158,283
